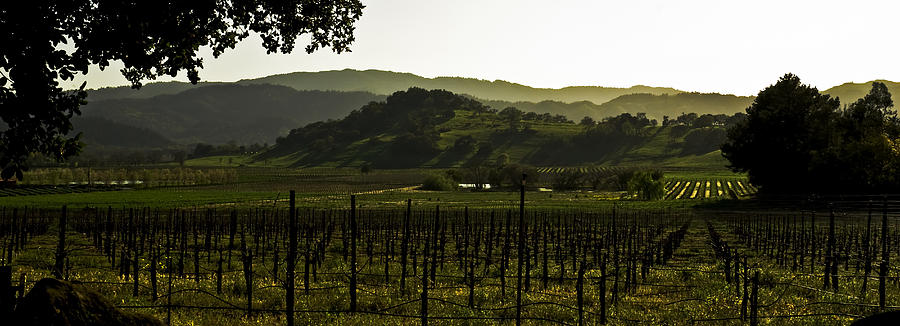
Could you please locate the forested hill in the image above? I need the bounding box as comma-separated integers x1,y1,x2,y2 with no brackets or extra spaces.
479,92,755,121
262,87,746,169
823,80,900,105
262,88,487,167
595,93,755,119
79,84,384,145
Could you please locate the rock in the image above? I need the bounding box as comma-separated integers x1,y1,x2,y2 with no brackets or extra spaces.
851,310,900,326
13,278,164,326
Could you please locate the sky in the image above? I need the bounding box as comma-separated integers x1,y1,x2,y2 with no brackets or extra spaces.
63,0,900,96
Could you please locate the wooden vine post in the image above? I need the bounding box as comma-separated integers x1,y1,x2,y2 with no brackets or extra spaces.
349,194,358,312
516,173,526,326
420,206,432,326
401,199,410,293
286,190,297,326
53,206,67,279
879,198,888,311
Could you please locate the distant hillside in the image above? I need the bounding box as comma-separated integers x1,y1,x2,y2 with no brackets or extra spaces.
823,80,900,105
477,99,608,121
84,69,746,138
594,93,754,119
78,71,898,153
239,69,683,104
85,81,220,102
81,84,384,145
480,92,754,121
72,116,174,148
83,69,682,105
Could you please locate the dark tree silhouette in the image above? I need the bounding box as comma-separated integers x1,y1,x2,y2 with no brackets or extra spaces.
579,116,595,126
498,107,523,130
722,74,900,194
0,1,364,179
811,82,900,192
721,74,840,193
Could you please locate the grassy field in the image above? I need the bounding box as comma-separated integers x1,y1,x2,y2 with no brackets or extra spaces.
2,166,746,209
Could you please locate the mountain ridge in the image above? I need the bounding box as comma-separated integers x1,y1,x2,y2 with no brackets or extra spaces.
83,69,900,111
74,70,900,148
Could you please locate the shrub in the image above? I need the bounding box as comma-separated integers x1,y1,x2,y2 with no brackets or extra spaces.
552,170,583,190
421,174,457,191
627,170,665,200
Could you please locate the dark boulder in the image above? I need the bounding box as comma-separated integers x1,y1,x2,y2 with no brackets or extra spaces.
851,310,900,326
13,278,163,326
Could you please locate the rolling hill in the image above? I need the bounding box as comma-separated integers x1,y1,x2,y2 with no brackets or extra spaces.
83,69,683,105
238,69,684,104
595,93,755,119
79,84,384,145
480,92,755,121
72,116,174,149
823,80,900,105
261,87,735,170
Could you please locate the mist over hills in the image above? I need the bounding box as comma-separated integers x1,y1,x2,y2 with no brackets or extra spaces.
238,69,683,104
82,69,683,105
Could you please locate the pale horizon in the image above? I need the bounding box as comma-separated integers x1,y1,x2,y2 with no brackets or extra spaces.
61,0,900,97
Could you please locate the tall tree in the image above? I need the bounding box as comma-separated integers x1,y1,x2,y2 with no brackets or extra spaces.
814,82,900,192
0,1,364,179
723,74,900,194
721,73,840,193
499,107,523,130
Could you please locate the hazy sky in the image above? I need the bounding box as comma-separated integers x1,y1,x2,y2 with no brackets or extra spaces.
64,0,900,96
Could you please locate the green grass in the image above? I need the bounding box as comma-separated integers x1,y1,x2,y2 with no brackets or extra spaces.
0,186,716,210
0,188,280,208
4,167,750,209
182,154,296,168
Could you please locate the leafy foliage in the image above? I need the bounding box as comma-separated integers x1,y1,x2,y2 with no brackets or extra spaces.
0,0,364,179
552,170,583,190
682,128,727,155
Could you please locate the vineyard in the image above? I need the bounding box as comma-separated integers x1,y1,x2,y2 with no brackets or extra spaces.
0,185,119,197
1,191,899,325
535,166,757,200
664,179,758,200
535,166,625,184
535,167,625,175
19,167,239,188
